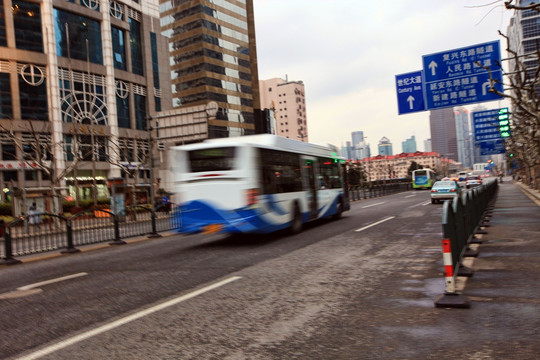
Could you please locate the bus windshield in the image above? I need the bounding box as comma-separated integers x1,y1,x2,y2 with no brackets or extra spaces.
188,147,236,172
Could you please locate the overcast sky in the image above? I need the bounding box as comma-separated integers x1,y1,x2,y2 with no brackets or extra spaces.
253,0,513,152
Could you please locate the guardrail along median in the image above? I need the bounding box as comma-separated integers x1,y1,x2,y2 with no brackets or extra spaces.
434,178,498,308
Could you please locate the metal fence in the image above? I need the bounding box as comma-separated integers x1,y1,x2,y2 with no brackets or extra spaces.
0,204,181,264
349,182,412,201
1,182,412,264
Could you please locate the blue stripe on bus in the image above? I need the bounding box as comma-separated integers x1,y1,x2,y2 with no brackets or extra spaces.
175,194,342,235
175,200,292,235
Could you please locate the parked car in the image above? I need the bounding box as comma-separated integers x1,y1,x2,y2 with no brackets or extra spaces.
430,180,462,204
466,175,482,188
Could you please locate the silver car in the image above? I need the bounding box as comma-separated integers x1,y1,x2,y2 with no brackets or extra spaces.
430,180,461,204
466,175,482,188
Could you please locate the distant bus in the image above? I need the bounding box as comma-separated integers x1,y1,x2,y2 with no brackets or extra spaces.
412,169,437,189
169,134,350,235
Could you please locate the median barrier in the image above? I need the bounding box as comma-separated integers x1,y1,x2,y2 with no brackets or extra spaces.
348,182,411,201
434,179,498,308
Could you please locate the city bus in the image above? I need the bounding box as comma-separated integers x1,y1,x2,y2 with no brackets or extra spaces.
412,169,437,189
169,134,350,235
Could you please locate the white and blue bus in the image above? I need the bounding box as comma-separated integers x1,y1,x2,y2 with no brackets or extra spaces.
169,134,350,235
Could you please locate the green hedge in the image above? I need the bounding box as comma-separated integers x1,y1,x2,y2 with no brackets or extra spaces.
0,202,12,216
62,198,111,213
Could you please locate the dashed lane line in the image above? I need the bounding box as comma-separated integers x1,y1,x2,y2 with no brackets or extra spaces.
355,216,395,232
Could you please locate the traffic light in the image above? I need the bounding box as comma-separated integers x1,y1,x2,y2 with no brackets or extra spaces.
498,108,511,138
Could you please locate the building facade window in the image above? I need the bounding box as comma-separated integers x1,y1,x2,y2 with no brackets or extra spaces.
150,32,160,88
1,141,17,160
134,93,146,130
12,0,43,52
129,17,143,75
116,94,130,128
111,26,126,70
19,73,48,121
3,171,17,182
54,9,103,64
0,73,12,118
58,69,108,125
109,1,123,20
0,0,7,47
522,17,540,39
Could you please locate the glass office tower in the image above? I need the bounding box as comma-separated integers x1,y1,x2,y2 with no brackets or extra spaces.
0,0,171,204
160,0,261,139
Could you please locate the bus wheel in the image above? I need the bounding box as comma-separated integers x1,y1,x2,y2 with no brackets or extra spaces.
290,205,303,234
333,200,343,220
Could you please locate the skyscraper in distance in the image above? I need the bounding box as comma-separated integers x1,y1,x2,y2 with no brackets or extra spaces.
402,135,417,153
378,137,393,156
454,107,474,168
161,0,261,139
351,131,370,160
429,108,458,161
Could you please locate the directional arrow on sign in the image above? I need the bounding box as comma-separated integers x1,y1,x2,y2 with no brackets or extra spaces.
407,95,415,110
429,61,438,76
482,81,490,96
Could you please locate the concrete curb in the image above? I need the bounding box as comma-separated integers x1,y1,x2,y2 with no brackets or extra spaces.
514,181,540,206
0,231,178,266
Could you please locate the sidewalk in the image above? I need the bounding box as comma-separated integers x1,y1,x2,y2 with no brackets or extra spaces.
451,179,540,357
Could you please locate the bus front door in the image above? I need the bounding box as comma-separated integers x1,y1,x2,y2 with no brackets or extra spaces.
303,157,318,220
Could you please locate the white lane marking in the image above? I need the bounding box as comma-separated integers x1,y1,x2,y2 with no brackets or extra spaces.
361,202,385,209
16,276,242,360
405,201,431,209
404,194,416,198
17,273,88,291
355,216,395,232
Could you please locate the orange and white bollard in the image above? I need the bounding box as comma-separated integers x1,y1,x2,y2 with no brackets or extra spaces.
442,238,455,293
434,238,470,308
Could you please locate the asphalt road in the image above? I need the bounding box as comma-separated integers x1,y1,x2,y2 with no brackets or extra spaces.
0,187,537,359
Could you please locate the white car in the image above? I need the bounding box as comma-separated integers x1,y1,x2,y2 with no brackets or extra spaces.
466,175,482,188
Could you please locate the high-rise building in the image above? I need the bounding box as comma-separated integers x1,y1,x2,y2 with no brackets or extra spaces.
424,139,432,152
259,77,308,141
351,131,370,160
378,137,393,156
454,107,474,168
0,0,172,206
161,0,261,140
429,108,458,161
508,1,540,81
401,135,417,153
341,141,354,160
